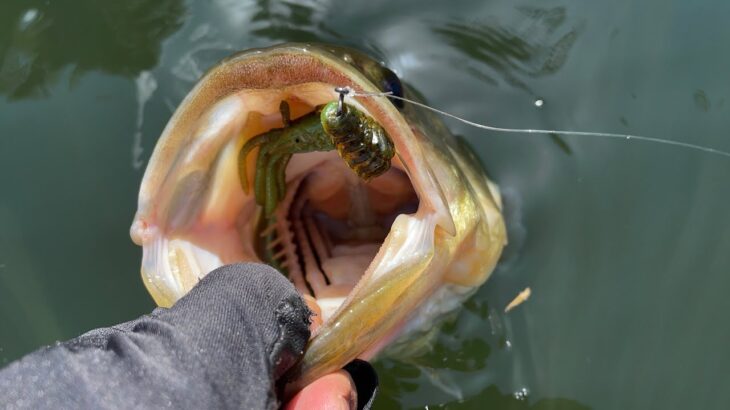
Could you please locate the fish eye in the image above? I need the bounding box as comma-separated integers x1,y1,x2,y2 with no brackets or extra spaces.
379,67,404,109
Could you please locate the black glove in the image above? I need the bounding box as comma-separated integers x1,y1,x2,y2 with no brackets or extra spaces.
0,263,377,409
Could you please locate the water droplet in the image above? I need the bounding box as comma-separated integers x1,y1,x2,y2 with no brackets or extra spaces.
513,387,530,400
534,98,544,107
19,9,39,30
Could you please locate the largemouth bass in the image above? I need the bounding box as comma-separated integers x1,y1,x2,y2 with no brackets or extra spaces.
129,43,507,393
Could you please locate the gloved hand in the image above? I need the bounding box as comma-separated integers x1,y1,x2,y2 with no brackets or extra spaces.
0,263,378,409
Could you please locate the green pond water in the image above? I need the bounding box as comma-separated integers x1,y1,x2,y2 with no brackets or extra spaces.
1,1,729,408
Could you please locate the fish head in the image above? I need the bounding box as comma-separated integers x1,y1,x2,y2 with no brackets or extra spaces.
129,43,507,393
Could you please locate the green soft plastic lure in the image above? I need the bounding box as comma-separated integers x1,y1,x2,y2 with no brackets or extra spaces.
238,98,395,217
238,96,395,271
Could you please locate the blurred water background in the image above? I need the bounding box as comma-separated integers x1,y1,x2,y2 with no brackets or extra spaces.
1,1,729,408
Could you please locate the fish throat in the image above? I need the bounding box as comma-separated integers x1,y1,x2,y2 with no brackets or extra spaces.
253,159,417,320
239,95,413,322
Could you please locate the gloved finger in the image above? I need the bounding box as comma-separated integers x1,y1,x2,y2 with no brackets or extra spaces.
0,262,313,410
157,263,312,406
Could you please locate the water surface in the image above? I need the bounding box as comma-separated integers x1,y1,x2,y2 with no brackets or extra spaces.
1,1,729,408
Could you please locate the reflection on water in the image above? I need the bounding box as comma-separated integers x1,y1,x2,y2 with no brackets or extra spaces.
431,386,589,410
431,8,578,91
429,10,578,154
3,0,730,409
376,294,589,409
0,0,185,99
249,0,339,42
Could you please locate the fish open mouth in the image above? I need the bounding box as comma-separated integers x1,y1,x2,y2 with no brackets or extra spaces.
131,44,507,390
131,82,424,326
238,91,419,323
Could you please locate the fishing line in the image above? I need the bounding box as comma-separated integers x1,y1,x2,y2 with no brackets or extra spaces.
344,88,730,159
